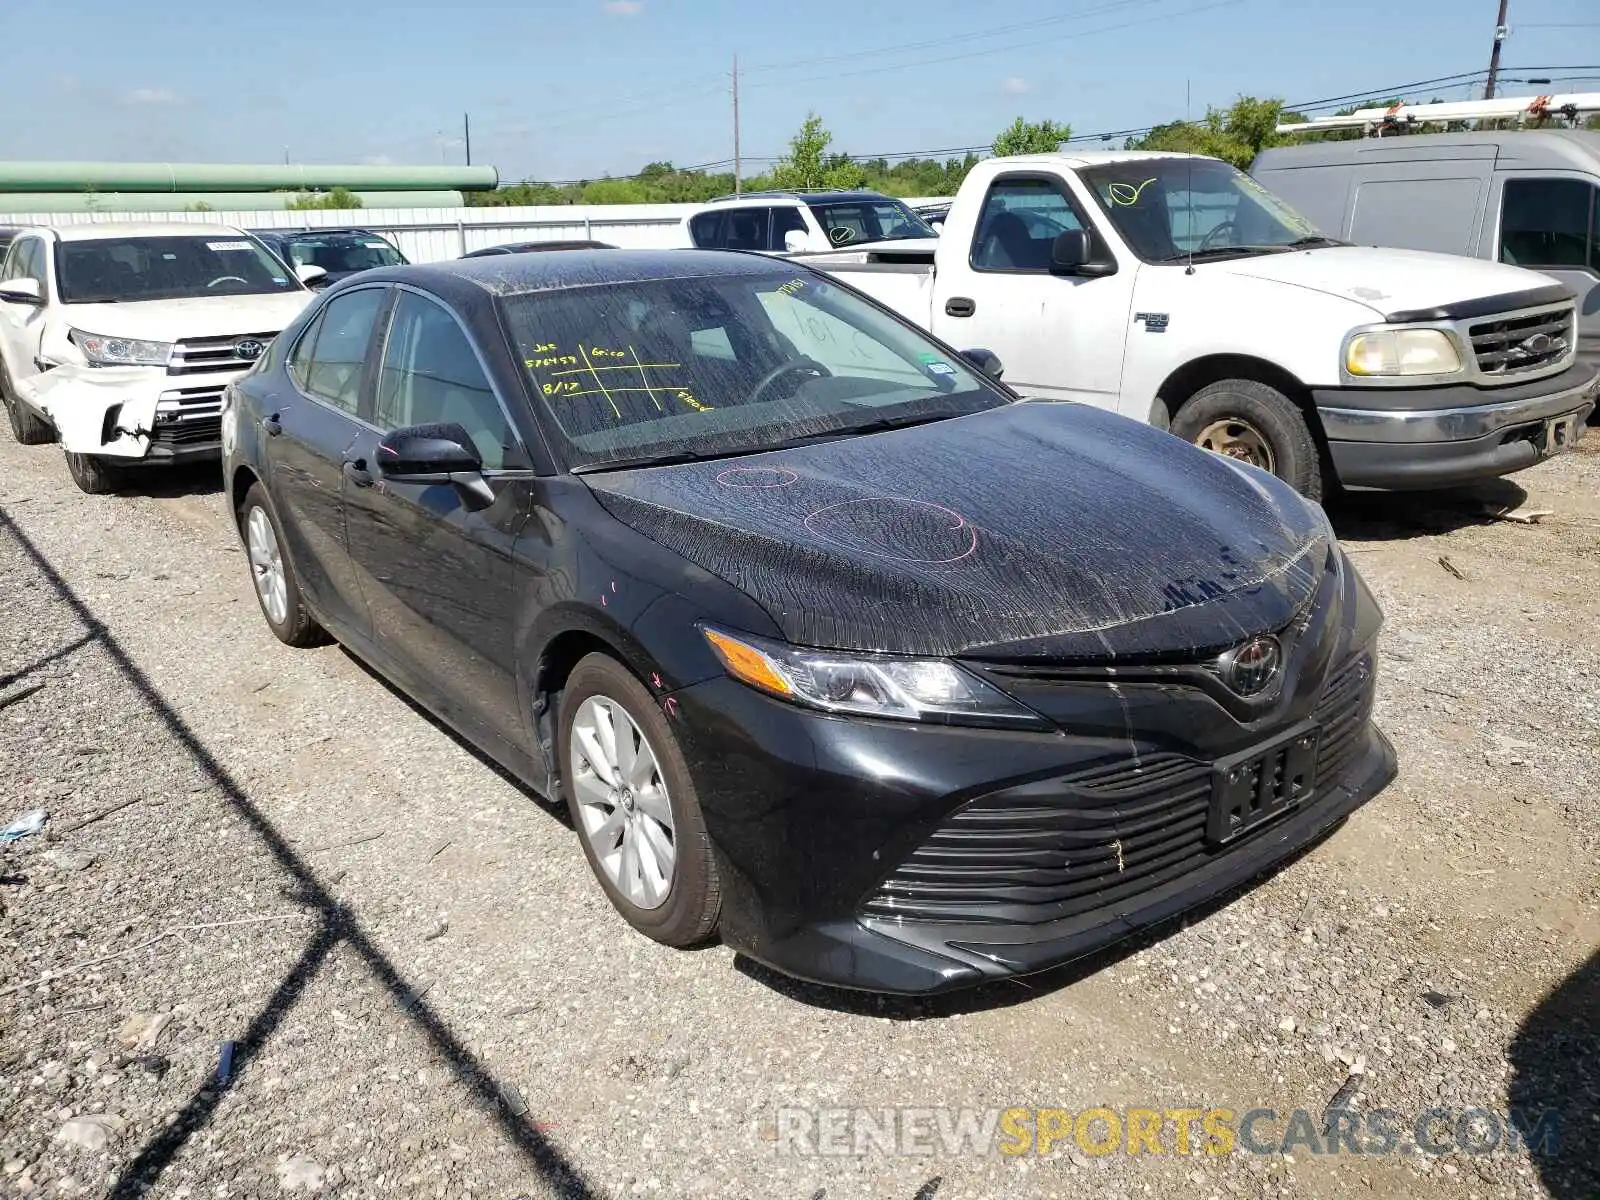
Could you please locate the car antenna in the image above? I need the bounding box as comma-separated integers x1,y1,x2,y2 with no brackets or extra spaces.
1185,77,1196,276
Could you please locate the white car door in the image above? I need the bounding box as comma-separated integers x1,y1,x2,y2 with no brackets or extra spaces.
930,172,1136,409
0,235,50,386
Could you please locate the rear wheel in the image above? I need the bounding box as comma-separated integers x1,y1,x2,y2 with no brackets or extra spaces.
1,358,54,446
560,653,720,948
1171,378,1323,502
64,451,125,495
240,483,327,647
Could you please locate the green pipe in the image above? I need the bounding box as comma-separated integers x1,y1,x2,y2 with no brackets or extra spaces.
0,162,497,193
0,191,466,214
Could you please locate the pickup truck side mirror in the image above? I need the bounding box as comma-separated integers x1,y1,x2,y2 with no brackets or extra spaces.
959,348,1004,380
374,421,495,507
0,277,44,306
1051,230,1117,278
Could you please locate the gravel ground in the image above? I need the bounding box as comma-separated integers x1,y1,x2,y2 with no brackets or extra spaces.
0,432,1596,1200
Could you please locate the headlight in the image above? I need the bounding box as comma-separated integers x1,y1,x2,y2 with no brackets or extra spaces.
1344,328,1461,378
69,330,173,368
701,626,1045,727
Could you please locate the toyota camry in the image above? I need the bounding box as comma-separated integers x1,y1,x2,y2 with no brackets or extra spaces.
220,249,1397,995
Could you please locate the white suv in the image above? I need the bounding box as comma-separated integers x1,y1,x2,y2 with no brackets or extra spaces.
681,190,941,258
0,221,322,493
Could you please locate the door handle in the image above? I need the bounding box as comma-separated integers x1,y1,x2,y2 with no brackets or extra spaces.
342,459,373,488
261,413,283,437
945,296,976,318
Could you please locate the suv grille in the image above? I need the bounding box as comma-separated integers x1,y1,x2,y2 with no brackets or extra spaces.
168,331,279,377
861,653,1374,926
1469,306,1574,378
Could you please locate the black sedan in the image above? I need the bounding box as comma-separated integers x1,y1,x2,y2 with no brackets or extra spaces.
219,250,1396,995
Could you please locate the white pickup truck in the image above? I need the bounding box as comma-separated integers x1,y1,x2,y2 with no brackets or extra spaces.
0,221,322,494
815,152,1599,498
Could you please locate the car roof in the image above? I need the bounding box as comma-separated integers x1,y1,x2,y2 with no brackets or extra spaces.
346,248,795,303
47,221,249,242
250,227,387,240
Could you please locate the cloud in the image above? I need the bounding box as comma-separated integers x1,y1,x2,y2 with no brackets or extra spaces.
1001,77,1031,95
601,0,643,13
123,87,182,106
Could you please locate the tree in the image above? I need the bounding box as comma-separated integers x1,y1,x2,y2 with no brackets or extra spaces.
1126,96,1304,167
770,114,867,191
992,117,1072,157
286,186,362,211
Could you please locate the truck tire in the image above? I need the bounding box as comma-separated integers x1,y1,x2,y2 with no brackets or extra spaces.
1171,378,1323,502
64,451,126,495
1,360,54,446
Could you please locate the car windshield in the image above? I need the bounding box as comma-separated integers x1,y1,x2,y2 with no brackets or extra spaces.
806,199,937,247
1078,158,1328,261
279,233,407,274
500,267,1008,472
55,236,299,303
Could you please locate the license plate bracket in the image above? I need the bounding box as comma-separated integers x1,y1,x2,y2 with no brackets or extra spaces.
1207,723,1320,846
1539,411,1583,456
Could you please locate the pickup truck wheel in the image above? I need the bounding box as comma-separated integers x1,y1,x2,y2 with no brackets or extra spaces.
1171,379,1323,501
64,452,125,495
560,653,720,949
241,483,327,647
1,361,54,445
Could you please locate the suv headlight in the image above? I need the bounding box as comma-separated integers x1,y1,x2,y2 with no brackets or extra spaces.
701,627,1046,728
69,330,173,368
1344,328,1461,378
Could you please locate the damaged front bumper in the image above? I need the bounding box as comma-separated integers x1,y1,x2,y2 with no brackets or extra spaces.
20,365,226,464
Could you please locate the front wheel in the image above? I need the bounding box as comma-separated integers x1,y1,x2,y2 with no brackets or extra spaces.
1,359,54,446
64,451,125,495
1170,378,1323,502
560,653,720,948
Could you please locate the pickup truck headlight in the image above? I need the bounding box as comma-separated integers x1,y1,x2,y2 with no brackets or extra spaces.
1344,328,1461,378
701,626,1045,727
69,330,174,368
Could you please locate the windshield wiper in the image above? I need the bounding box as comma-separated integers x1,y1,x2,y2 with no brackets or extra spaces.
1286,235,1349,249
1158,245,1284,263
572,449,738,474
768,410,961,448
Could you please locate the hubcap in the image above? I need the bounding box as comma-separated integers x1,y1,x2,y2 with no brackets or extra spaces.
570,695,675,911
246,505,289,626
1195,418,1276,473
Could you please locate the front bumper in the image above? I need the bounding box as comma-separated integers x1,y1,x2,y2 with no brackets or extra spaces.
1314,361,1599,490
669,605,1395,994
20,365,227,462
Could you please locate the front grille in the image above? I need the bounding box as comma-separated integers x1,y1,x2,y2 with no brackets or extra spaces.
1469,306,1574,377
152,417,221,447
168,331,278,377
862,653,1374,926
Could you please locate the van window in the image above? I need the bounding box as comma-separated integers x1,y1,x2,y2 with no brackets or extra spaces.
1500,178,1596,270
1350,178,1483,257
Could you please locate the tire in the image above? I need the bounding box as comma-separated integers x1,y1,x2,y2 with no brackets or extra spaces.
64,451,125,495
559,653,720,948
239,483,327,647
0,358,54,446
1170,378,1324,502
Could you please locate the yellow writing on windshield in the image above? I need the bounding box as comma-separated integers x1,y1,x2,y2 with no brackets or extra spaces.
1107,178,1158,206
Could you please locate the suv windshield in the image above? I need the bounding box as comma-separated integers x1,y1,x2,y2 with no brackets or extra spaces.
501,267,1006,471
1079,158,1329,262
806,199,937,247
274,232,407,274
55,236,299,303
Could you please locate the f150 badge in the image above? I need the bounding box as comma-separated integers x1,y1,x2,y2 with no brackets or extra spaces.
1134,312,1170,332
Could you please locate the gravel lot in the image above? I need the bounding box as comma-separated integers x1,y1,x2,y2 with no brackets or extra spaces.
1,431,1596,1200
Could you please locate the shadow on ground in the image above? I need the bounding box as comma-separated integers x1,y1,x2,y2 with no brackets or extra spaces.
0,505,602,1200
1507,949,1599,1199
1327,477,1531,544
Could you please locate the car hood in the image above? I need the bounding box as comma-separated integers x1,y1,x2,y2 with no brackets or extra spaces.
1219,245,1560,318
59,291,314,340
584,402,1332,661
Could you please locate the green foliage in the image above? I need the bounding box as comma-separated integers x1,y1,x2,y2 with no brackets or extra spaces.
769,113,870,191
286,186,363,211
184,201,215,212
1126,96,1301,167
992,117,1072,157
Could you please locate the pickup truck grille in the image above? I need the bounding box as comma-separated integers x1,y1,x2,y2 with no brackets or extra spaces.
168,331,279,377
1469,305,1574,378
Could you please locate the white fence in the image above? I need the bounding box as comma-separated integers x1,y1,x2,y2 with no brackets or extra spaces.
8,198,946,263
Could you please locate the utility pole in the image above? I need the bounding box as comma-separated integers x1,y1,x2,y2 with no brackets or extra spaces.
1485,0,1510,99
732,53,742,195
464,113,472,166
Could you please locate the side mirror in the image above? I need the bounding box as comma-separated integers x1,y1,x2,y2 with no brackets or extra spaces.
375,422,483,476
959,348,1004,380
1050,229,1117,278
295,264,329,288
783,230,810,254
0,277,43,305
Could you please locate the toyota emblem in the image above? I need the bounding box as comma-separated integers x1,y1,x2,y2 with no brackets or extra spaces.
1219,635,1283,697
234,338,266,362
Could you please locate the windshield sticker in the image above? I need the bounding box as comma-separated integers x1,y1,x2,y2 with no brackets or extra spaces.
775,278,808,297
926,361,957,376
1107,178,1158,206
206,240,254,251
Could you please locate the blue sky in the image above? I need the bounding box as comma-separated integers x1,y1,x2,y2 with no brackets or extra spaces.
7,0,1597,183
